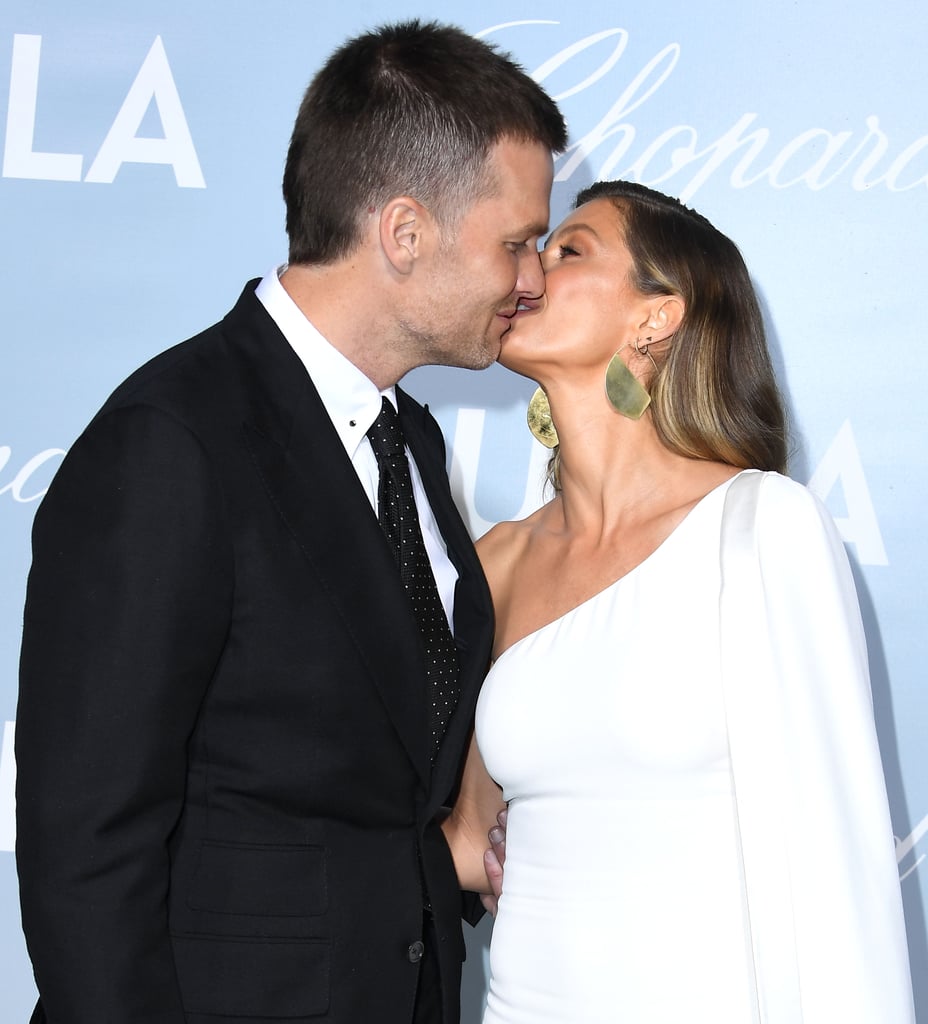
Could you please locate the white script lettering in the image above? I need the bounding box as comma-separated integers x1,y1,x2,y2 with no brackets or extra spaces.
483,22,928,201
0,446,65,503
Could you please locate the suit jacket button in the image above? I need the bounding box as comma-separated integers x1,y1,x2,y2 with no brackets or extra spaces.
407,940,425,963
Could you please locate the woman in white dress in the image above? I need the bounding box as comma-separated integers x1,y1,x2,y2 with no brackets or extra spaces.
442,181,914,1023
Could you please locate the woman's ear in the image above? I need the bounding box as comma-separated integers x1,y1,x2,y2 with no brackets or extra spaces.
379,197,432,275
642,296,685,342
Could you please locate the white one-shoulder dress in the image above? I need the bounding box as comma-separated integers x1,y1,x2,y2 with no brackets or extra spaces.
475,471,914,1024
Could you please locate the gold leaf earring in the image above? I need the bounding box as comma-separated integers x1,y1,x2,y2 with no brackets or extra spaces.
604,340,651,420
526,386,559,448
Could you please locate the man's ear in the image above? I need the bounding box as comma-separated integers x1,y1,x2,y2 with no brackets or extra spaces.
379,197,432,275
641,296,685,342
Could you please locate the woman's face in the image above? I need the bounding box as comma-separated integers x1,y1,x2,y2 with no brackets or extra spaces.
498,198,649,380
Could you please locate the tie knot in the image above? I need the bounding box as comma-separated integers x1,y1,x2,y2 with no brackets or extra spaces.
367,397,406,462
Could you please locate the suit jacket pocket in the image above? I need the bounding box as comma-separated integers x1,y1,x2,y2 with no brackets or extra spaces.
172,933,330,1018
188,842,327,917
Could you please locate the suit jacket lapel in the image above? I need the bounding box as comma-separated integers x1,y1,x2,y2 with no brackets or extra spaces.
223,286,492,795
230,294,431,786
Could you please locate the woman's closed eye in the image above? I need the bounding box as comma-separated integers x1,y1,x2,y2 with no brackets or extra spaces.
542,242,579,269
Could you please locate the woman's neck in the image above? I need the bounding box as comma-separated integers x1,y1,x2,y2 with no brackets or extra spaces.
544,382,735,536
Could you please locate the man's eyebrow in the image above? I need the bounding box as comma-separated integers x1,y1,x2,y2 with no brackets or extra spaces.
517,220,550,240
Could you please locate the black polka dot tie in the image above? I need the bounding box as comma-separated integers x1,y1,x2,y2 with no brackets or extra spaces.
367,397,460,758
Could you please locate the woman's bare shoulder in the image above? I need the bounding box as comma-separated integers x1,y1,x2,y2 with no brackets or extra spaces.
477,518,522,558
476,509,545,576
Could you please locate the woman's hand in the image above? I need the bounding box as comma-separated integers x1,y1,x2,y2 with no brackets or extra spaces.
441,733,506,895
479,808,507,917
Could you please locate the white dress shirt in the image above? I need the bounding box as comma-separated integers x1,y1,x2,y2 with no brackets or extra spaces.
255,268,458,629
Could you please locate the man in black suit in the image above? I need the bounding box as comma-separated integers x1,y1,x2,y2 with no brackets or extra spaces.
15,20,566,1024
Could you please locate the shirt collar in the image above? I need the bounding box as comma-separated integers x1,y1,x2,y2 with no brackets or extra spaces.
255,266,397,458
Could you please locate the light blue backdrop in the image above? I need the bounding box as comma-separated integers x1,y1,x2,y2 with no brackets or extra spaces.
2,1,926,1019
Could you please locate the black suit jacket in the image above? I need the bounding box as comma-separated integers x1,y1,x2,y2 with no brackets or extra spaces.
16,282,494,1023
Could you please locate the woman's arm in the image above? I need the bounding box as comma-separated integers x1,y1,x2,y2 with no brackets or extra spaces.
442,520,525,893
442,731,506,893
722,472,914,1021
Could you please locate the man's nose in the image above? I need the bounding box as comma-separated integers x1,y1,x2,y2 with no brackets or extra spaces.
517,247,545,299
